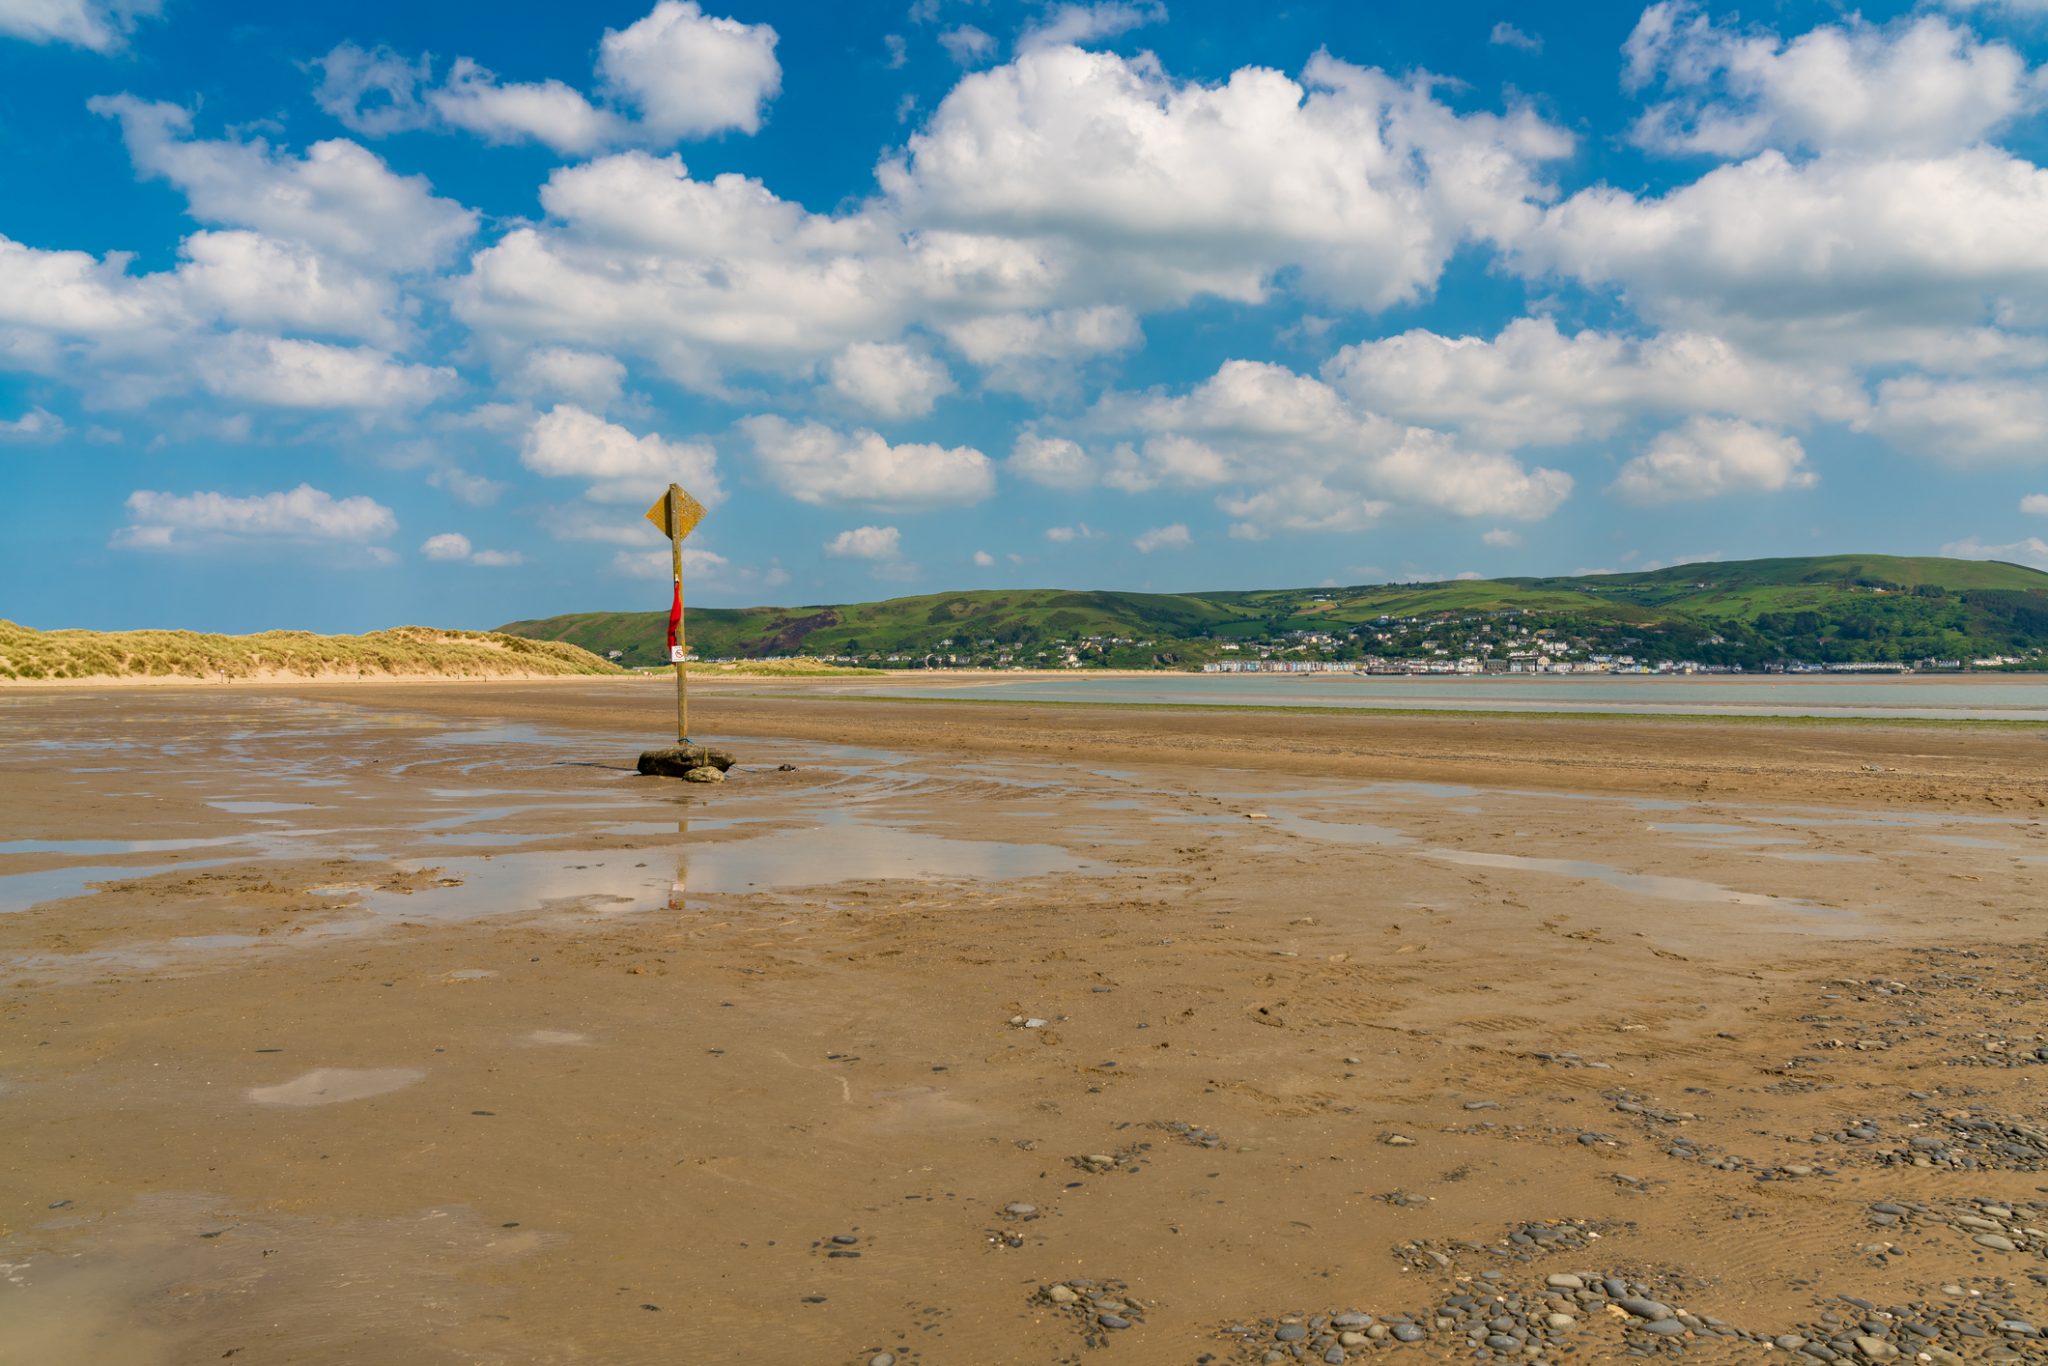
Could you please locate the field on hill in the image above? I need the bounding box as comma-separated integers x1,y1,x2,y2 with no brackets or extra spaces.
501,554,2048,670
0,622,623,683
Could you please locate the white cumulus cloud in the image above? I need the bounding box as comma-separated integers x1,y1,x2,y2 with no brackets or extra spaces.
2023,493,2048,515
1018,2,1167,53
1623,5,2042,158
117,484,398,549
429,58,626,155
1133,523,1192,552
828,341,955,419
1610,417,1816,503
0,406,64,441
740,415,993,506
885,45,1572,312
1511,147,2048,365
314,4,780,153
1490,22,1542,53
422,530,522,565
1091,358,1573,528
0,0,159,52
91,95,477,273
598,1,782,139
521,404,722,503
1008,432,1095,488
1939,535,2048,570
512,347,628,408
197,335,454,410
823,525,903,559
1864,376,2048,462
1324,317,1865,449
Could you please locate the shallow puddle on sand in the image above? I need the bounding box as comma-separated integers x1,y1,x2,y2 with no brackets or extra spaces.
0,1194,542,1366
245,1067,426,1106
0,860,242,914
1647,822,1804,847
1424,847,1828,912
206,801,322,814
1926,834,2016,850
357,819,1111,920
1264,812,1413,846
522,1029,591,1046
0,834,259,857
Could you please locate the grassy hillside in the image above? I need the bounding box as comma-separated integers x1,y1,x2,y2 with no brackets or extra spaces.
500,555,2048,670
0,622,624,682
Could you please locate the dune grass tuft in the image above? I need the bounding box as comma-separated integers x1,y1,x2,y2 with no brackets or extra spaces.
0,621,624,682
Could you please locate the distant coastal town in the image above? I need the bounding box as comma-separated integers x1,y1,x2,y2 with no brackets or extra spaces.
678,610,2037,675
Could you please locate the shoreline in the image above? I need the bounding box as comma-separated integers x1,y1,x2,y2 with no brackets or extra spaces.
4,684,2046,1361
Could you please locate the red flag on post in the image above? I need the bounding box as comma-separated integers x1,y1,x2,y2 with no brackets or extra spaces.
666,580,683,656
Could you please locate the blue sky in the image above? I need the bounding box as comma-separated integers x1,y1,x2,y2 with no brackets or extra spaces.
4,0,2048,632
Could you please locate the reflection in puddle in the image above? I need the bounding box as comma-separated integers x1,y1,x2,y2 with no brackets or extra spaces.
1426,848,1818,910
385,820,1108,919
0,835,255,856
1649,822,1803,847
1926,835,2015,850
1265,812,1412,847
247,1067,426,1106
0,860,240,914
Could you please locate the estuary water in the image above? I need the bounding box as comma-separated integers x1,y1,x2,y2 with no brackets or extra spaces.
810,673,2048,721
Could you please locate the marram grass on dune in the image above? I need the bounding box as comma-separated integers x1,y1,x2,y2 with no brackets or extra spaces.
0,621,623,683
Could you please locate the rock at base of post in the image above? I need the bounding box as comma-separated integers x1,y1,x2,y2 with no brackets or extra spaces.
636,744,736,779
682,767,724,783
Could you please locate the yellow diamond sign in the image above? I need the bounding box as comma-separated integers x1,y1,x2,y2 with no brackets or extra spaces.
644,484,706,541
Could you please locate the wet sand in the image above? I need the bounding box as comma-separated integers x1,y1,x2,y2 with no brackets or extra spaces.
3,679,2047,1364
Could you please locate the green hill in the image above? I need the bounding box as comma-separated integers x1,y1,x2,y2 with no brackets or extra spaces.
499,555,2048,671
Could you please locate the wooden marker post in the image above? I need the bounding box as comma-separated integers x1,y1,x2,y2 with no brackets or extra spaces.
644,482,707,743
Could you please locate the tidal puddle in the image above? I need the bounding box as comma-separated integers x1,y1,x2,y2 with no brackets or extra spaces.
0,834,260,857
1648,822,1803,847
1926,835,2015,850
356,820,1110,921
1425,848,1823,910
246,1067,426,1106
1264,812,1413,847
207,801,323,814
0,860,240,914
524,1030,591,1046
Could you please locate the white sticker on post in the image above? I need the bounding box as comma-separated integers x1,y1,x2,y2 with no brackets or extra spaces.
668,646,688,663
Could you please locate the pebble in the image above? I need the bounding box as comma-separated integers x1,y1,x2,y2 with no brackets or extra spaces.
868,1355,895,1366
1003,1202,1037,1217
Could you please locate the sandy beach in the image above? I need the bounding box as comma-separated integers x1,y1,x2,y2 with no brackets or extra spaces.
4,677,2047,1364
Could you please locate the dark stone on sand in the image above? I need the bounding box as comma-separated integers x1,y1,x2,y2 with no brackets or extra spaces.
637,744,735,778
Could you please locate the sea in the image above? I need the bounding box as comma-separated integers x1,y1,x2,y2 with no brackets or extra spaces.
809,673,2048,722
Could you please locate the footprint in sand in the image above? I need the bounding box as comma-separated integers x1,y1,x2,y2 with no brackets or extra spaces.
246,1068,426,1106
